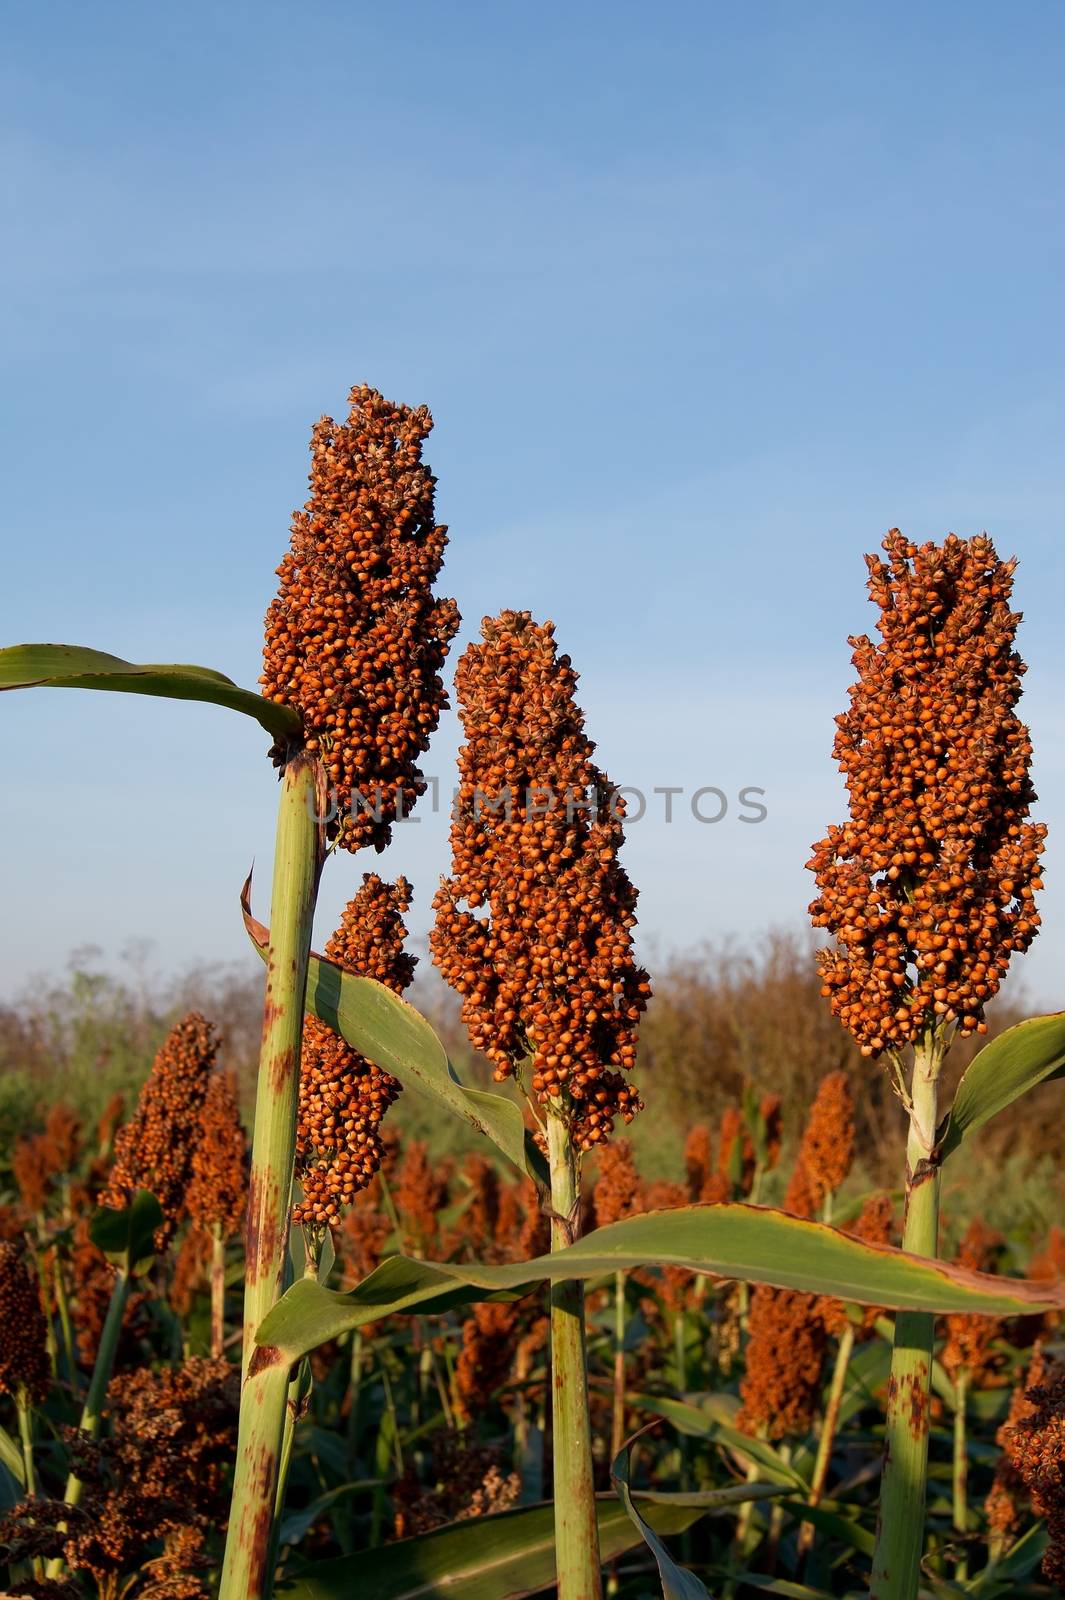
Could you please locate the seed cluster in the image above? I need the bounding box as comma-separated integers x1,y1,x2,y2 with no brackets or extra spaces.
809,532,1046,1055
942,1218,1007,1388
795,1071,856,1212
186,1071,248,1240
62,1356,237,1594
593,1139,644,1226
431,611,651,1148
455,1301,522,1421
994,1356,1065,1585
293,875,409,1229
0,1243,51,1405
261,384,460,852
103,1014,219,1246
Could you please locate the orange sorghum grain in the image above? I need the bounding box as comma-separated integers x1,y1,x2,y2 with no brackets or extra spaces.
941,1218,1007,1388
260,384,459,852
593,1139,643,1227
739,1280,827,1441
454,1301,522,1421
102,1013,219,1246
431,611,651,1149
985,1345,1054,1545
993,1354,1065,1584
292,874,410,1229
809,531,1046,1056
394,1140,450,1255
185,1071,248,1240
759,1092,783,1169
796,1071,856,1210
717,1105,755,1195
0,1242,51,1405
12,1134,53,1216
683,1125,712,1202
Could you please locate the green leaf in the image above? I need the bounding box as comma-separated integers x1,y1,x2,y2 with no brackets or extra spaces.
256,1204,1065,1362
276,1496,703,1599
0,642,300,740
937,1012,1065,1162
619,1390,808,1491
243,880,547,1188
964,1520,1048,1596
89,1190,164,1275
0,1423,24,1489
611,1434,713,1598
779,1500,876,1557
277,1480,381,1547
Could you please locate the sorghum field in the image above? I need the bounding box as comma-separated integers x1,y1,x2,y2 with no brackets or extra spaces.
1,387,1063,1600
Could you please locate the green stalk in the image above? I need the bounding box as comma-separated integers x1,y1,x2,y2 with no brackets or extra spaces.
953,1370,969,1580
547,1108,602,1600
611,1269,627,1465
45,1267,130,1578
211,1226,227,1360
52,1250,78,1392
219,751,324,1600
16,1391,37,1499
870,1035,944,1600
798,1321,856,1563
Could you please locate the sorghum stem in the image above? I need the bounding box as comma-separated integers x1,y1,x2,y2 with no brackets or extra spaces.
953,1371,969,1580
211,1227,226,1360
547,1108,602,1600
611,1269,627,1465
16,1392,36,1499
219,751,325,1600
870,1035,943,1600
45,1268,130,1578
798,1321,856,1561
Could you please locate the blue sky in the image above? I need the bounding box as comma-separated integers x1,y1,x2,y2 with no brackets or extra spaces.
2,3,1063,1009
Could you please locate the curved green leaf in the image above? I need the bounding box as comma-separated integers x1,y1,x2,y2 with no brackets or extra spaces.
612,1433,714,1599
937,1011,1065,1163
276,1496,703,1600
0,642,301,739
243,881,546,1188
89,1190,164,1275
256,1204,1065,1362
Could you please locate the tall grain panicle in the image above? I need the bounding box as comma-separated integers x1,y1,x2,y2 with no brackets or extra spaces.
260,384,460,853
103,1013,219,1245
993,1358,1065,1585
809,531,1045,1056
985,1346,1055,1547
186,1072,248,1240
293,875,410,1230
394,1140,450,1255
0,1243,51,1405
431,609,651,1150
452,1153,502,1256
42,1103,83,1177
812,533,1047,1600
431,610,650,1600
12,1135,53,1217
739,1152,827,1441
941,1219,1007,1388
593,1139,643,1226
62,1356,238,1592
796,1070,856,1212
683,1125,712,1202
454,1301,522,1421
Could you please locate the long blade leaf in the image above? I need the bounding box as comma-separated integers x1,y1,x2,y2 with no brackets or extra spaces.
256,1204,1065,1362
937,1011,1065,1162
0,643,300,739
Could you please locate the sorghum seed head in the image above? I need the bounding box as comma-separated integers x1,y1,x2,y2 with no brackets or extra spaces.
809,531,1046,1055
941,1218,1007,1387
261,384,460,852
739,1281,827,1441
102,1013,220,1247
185,1071,248,1240
430,610,650,1148
292,874,409,1228
593,1139,643,1227
0,1243,51,1405
796,1071,855,1210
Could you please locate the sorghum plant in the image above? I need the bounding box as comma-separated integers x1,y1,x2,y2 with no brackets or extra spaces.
809,529,1047,1600
432,610,651,1599
221,386,458,1600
